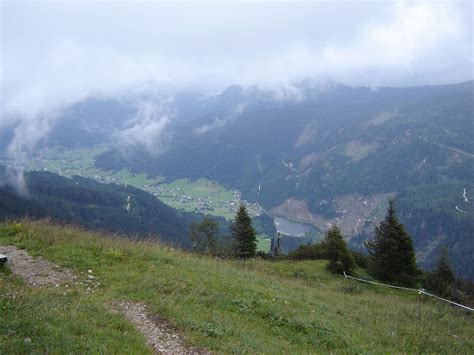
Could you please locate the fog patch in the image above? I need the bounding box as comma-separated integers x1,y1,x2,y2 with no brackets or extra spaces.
1,110,64,195
194,103,247,135
194,118,226,135
116,99,173,153
0,166,28,197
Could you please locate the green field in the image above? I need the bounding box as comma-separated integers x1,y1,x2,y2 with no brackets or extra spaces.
152,178,260,219
22,146,164,187
25,146,108,176
1,221,473,353
18,147,259,220
256,234,271,253
11,147,269,252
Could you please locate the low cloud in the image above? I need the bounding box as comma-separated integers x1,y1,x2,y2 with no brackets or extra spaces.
194,118,227,135
0,111,61,195
242,1,469,89
194,103,247,135
2,1,470,121
116,99,173,153
0,166,28,197
0,0,471,192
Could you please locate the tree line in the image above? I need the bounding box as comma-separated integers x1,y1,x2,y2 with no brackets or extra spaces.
189,204,258,258
190,199,472,305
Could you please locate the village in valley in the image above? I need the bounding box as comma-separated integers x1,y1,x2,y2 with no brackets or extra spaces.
7,146,262,220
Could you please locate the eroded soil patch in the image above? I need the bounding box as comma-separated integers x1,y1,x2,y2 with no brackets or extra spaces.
109,301,207,354
0,245,74,287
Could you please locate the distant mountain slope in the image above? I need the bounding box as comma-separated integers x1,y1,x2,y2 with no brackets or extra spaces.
97,81,473,205
94,80,474,278
0,169,205,245
397,183,474,275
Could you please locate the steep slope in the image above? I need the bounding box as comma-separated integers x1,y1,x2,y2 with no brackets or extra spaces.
1,220,473,353
0,169,206,245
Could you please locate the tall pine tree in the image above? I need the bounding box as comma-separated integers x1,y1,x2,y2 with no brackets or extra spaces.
424,246,455,297
231,204,257,258
366,199,419,286
321,225,355,274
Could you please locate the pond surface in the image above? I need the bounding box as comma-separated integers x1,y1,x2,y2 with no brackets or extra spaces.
274,217,316,237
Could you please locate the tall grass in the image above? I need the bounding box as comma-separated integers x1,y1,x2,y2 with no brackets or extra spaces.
1,220,473,353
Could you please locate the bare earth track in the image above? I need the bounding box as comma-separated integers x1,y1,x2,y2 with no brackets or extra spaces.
1,245,205,354
0,245,74,287
109,301,208,354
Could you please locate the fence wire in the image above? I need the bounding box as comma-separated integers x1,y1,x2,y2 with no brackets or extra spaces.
342,271,474,312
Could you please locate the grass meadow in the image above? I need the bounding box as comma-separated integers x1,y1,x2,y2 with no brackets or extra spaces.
1,220,473,353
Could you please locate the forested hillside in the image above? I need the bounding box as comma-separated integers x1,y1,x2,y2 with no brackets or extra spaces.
0,169,205,245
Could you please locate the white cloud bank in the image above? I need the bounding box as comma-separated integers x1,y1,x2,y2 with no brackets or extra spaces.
1,1,471,121
0,0,472,186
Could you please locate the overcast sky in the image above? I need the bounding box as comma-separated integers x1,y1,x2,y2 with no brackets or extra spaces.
1,0,473,119
0,0,472,191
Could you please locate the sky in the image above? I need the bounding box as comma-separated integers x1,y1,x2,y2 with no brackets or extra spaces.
0,0,472,187
1,0,473,117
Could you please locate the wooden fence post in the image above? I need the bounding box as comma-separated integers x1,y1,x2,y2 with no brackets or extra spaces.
343,271,347,295
417,290,422,321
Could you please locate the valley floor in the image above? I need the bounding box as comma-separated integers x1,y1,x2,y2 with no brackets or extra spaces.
0,221,473,353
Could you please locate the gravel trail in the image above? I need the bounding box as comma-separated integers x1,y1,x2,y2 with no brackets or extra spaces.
109,301,208,354
0,245,74,287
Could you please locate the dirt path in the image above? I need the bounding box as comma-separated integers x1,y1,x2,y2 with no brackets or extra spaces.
1,245,205,353
0,245,74,287
109,301,207,354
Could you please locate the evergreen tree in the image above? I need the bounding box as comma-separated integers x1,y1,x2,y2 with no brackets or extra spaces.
230,205,257,258
366,199,419,286
321,225,355,274
424,246,455,297
189,217,219,253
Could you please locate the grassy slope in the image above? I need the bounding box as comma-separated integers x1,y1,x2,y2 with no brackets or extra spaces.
1,221,473,353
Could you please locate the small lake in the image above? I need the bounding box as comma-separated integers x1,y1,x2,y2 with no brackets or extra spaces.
274,217,316,237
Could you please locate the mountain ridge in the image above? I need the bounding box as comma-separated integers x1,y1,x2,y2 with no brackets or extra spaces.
93,80,473,277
